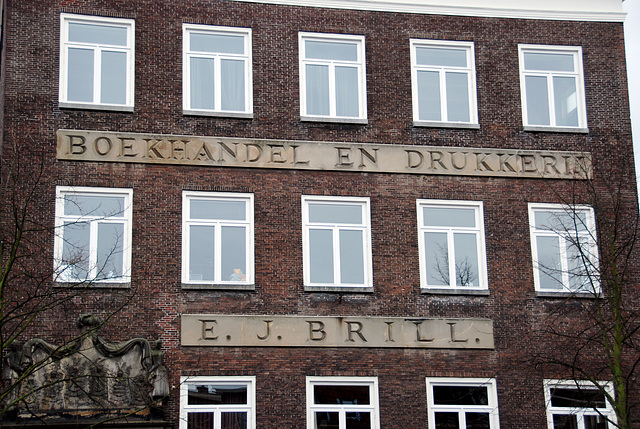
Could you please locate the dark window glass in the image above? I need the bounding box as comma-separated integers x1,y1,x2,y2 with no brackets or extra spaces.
188,384,248,405
315,411,340,429
346,411,371,428
553,414,578,429
433,385,489,406
188,412,215,429
435,412,460,429
466,412,490,429
550,388,606,408
314,385,370,405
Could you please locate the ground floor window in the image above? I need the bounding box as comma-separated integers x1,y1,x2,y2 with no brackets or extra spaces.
179,376,256,429
306,377,380,429
544,380,616,429
426,378,500,429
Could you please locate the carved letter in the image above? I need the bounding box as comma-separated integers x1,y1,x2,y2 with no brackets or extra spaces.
448,322,468,343
542,155,560,175
218,142,237,162
144,139,164,159
201,320,219,340
194,143,216,161
499,153,517,173
346,321,367,342
336,147,353,167
68,135,87,155
413,321,434,342
406,150,424,168
430,151,447,170
520,154,538,173
307,321,326,341
246,143,263,162
94,137,112,156
119,137,137,157
450,151,468,170
475,153,493,172
269,144,287,163
385,322,395,342
292,145,310,165
257,320,272,341
359,148,378,167
170,139,187,160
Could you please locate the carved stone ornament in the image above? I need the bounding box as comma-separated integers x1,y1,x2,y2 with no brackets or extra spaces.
1,314,169,425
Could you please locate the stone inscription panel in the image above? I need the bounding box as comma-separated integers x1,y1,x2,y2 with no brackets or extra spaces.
181,315,494,349
57,129,591,179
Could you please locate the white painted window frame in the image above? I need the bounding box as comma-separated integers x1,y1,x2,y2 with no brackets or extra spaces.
528,203,599,295
179,376,256,429
410,39,478,128
182,24,253,117
544,379,616,429
53,186,133,284
426,377,500,429
59,13,135,110
306,376,380,429
299,32,368,123
518,44,588,132
417,200,488,292
182,191,254,286
302,195,373,290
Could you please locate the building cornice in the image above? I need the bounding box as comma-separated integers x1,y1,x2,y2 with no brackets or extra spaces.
226,0,626,22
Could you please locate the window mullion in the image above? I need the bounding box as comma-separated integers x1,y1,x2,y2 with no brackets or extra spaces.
89,219,99,280
215,55,222,111
440,69,448,122
447,229,457,287
214,222,222,283
333,226,341,284
329,62,337,117
547,73,557,126
94,47,101,104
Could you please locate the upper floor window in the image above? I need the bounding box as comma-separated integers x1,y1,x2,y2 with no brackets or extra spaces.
299,32,367,123
519,45,587,132
417,200,488,292
528,204,598,295
544,380,615,429
306,377,380,429
426,378,500,429
54,187,132,284
410,40,478,128
179,376,256,429
302,196,372,291
182,192,254,289
59,14,134,110
183,24,253,117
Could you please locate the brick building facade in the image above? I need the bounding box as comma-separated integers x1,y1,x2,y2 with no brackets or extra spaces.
0,0,638,428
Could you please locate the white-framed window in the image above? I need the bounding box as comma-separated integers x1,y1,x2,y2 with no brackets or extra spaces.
53,187,132,283
182,192,254,287
410,39,478,127
528,203,598,294
302,196,372,290
544,380,616,429
179,376,256,429
299,32,367,122
426,378,500,429
59,14,134,110
417,200,488,291
306,377,380,429
183,24,253,117
518,45,587,131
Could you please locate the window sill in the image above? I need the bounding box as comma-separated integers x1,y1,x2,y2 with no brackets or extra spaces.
304,285,374,293
182,283,255,291
413,121,480,130
54,281,131,289
421,288,490,296
536,290,601,299
524,125,589,134
183,109,254,119
58,102,134,112
300,115,368,125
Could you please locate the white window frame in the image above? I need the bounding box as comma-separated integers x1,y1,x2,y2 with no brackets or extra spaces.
53,186,133,284
426,377,500,429
528,203,599,295
518,44,588,132
179,376,256,429
182,24,253,117
59,13,135,110
544,380,616,429
302,195,373,291
306,376,380,429
417,200,488,293
299,32,367,123
182,191,254,288
410,39,479,128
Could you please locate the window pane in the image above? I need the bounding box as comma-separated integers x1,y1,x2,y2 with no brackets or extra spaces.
306,64,330,116
453,233,479,287
187,384,248,405
187,411,215,429
190,32,245,54
62,221,90,280
346,411,371,429
425,232,449,286
306,40,358,61
446,72,470,122
190,57,215,110
567,237,590,291
416,47,467,67
550,388,606,408
309,229,334,283
68,22,128,46
96,222,124,279
314,385,370,405
536,235,563,290
340,229,365,284
552,414,578,429
101,50,127,105
335,66,359,117
315,411,340,429
221,412,248,429
534,210,588,232
433,385,489,405
525,75,550,126
221,59,246,111
584,415,609,429
424,207,476,228
553,76,579,127
524,52,574,72
189,225,214,281
309,203,362,224
417,70,441,121
67,48,94,103
64,194,125,217
221,226,247,282
190,199,246,221
435,412,460,429
465,412,490,429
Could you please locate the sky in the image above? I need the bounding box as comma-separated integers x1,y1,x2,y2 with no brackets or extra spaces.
624,0,640,193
